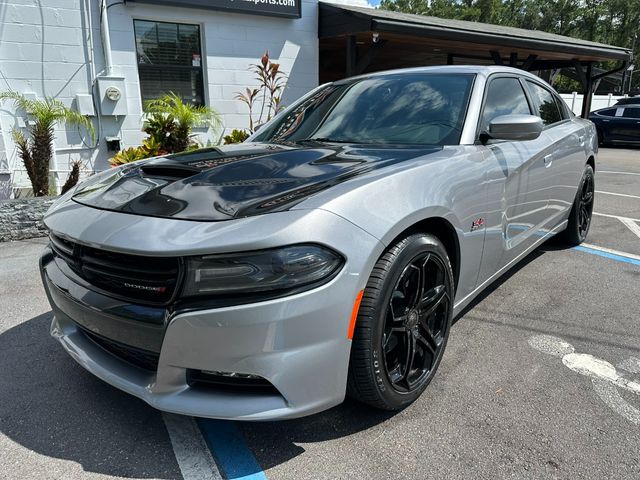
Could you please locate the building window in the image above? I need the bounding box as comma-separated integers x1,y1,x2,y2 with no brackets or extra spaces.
134,20,205,107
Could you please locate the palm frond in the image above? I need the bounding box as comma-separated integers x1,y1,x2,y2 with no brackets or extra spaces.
0,92,95,141
2,91,95,195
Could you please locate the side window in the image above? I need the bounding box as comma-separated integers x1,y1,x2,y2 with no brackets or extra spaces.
554,95,571,119
623,108,640,119
598,108,617,117
526,81,562,126
480,77,531,133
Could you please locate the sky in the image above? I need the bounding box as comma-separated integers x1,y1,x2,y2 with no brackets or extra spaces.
324,0,381,8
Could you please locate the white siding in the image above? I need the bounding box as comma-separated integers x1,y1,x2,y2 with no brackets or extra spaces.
0,0,319,196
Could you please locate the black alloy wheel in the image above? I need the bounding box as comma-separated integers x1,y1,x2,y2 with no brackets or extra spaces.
577,170,595,239
347,233,454,410
559,164,595,245
383,253,449,392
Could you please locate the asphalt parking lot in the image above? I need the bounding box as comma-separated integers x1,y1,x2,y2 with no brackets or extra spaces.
1,147,639,480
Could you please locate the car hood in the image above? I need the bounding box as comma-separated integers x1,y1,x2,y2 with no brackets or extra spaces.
72,142,441,221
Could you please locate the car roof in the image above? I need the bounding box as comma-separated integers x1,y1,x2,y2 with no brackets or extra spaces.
593,103,640,112
614,97,639,105
339,65,545,84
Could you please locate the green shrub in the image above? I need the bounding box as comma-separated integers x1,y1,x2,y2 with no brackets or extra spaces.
223,129,251,144
144,92,221,153
110,147,147,167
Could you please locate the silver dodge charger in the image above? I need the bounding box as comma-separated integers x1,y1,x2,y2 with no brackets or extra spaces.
40,66,597,420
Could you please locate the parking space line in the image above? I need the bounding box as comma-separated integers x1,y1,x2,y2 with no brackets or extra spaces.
197,419,268,480
163,413,223,480
595,190,640,200
529,335,640,425
593,212,640,223
598,170,640,176
619,217,640,239
574,243,640,266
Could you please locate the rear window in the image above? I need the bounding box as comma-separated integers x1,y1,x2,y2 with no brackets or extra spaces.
554,95,571,119
597,108,617,117
526,81,562,126
623,108,640,118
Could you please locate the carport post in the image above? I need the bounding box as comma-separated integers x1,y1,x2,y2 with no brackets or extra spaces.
581,63,594,119
346,35,357,77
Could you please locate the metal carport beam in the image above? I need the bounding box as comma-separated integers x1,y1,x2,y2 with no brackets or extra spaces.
577,60,629,118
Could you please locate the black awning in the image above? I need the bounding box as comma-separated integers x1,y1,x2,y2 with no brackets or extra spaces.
319,3,633,63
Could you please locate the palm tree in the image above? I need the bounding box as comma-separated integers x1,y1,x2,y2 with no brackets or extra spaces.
0,92,94,196
144,93,222,153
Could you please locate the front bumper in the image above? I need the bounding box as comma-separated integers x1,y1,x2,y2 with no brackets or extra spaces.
41,208,383,420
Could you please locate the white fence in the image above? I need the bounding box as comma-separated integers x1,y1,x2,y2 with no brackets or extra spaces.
560,93,631,116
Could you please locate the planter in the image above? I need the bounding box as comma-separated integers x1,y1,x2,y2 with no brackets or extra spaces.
0,197,55,242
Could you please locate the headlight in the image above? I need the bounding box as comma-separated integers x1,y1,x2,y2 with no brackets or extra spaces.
182,244,343,297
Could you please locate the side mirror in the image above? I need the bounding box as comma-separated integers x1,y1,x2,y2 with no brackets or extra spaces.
485,114,543,142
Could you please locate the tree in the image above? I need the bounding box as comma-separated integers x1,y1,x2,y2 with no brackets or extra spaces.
379,0,430,15
379,0,640,92
0,92,94,196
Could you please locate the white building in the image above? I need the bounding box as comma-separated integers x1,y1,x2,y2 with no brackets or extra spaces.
0,0,319,198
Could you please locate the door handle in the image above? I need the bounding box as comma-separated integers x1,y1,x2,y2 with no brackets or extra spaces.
578,135,585,143
544,154,553,168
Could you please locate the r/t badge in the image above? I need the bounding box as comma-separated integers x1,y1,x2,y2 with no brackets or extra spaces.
470,217,485,232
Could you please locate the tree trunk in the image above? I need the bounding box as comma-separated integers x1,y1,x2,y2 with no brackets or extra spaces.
30,121,54,196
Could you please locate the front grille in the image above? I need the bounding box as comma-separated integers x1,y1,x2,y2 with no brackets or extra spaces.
82,328,160,372
50,234,180,305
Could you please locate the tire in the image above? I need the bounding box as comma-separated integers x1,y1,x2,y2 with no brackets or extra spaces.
558,164,595,246
596,127,605,147
347,233,454,410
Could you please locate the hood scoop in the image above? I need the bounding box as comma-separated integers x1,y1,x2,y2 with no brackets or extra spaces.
141,163,202,179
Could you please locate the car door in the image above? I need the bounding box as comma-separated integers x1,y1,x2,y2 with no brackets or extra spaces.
607,107,628,142
476,75,553,284
619,107,640,143
525,80,586,223
591,108,618,143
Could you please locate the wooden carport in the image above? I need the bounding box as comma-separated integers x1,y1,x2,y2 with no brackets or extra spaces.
319,3,634,118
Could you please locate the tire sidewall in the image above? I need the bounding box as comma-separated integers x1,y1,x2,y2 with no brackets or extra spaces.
369,234,454,408
572,165,595,242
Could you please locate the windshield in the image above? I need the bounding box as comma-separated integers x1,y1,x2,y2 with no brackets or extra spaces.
252,73,475,146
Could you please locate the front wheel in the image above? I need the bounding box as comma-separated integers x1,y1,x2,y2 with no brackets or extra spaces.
347,233,454,410
558,164,594,245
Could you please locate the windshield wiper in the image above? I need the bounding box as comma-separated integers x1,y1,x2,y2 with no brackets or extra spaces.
304,137,354,143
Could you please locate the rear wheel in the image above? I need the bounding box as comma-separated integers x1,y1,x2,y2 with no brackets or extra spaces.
347,233,453,410
558,164,594,245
